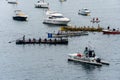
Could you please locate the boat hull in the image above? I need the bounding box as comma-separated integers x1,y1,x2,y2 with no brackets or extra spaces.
16,39,68,45
43,19,70,26
68,53,109,66
78,12,90,16
103,30,120,34
13,16,27,21
68,58,102,66
8,1,18,4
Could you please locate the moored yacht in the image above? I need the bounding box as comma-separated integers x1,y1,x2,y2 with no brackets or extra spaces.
8,0,18,4
43,10,70,25
78,8,90,16
13,10,28,21
35,0,49,8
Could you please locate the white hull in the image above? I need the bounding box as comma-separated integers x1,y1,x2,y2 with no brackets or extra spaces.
68,53,109,66
68,58,102,66
79,12,90,15
43,18,70,25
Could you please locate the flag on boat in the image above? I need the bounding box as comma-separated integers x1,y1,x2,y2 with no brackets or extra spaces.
48,33,52,38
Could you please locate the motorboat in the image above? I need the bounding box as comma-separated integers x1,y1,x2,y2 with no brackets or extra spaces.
8,0,18,4
68,48,109,66
102,29,120,34
13,10,28,21
78,8,90,16
43,10,70,25
35,0,49,8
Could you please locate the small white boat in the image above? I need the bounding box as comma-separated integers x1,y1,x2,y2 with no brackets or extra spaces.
13,10,28,21
35,0,49,8
43,10,70,25
68,48,109,66
8,0,18,4
78,8,90,16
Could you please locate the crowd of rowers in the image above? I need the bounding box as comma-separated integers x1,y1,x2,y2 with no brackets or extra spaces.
21,35,66,42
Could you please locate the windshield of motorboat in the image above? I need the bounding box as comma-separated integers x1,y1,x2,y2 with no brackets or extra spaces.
49,16,64,19
84,9,88,10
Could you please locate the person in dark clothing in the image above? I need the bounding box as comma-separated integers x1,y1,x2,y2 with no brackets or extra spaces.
84,47,89,57
23,35,25,41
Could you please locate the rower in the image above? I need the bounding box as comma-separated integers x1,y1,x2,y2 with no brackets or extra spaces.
23,35,25,41
39,38,41,42
107,26,110,30
33,38,36,42
84,47,89,57
29,38,31,42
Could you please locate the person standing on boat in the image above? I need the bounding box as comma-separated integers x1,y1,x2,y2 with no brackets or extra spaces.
84,47,89,57
23,35,25,41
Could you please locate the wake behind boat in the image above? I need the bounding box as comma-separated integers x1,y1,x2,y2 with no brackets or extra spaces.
43,10,70,25
68,47,109,66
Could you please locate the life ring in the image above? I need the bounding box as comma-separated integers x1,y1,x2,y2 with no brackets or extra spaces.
77,53,82,57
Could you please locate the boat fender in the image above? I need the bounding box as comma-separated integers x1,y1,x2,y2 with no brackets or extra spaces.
77,54,82,57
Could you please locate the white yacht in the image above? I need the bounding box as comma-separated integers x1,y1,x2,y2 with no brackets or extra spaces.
35,0,49,8
78,8,90,16
43,10,70,25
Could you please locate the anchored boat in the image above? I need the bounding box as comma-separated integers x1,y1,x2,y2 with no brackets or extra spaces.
78,8,91,16
13,10,28,21
35,0,49,8
43,10,70,25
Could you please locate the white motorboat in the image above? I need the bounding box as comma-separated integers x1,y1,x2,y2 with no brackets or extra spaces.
78,8,90,16
35,0,49,8
8,0,18,4
13,10,28,21
43,10,70,25
68,48,109,66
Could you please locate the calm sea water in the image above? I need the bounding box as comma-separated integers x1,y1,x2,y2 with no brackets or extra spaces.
0,0,120,80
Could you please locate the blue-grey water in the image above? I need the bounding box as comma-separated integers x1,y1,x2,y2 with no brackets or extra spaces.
0,0,120,80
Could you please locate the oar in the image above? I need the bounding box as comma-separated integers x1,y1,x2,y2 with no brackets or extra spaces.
8,37,23,43
8,39,19,43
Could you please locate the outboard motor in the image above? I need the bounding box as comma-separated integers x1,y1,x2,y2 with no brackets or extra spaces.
96,58,101,63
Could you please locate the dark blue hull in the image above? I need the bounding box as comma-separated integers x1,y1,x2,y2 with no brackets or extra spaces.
13,16,27,21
